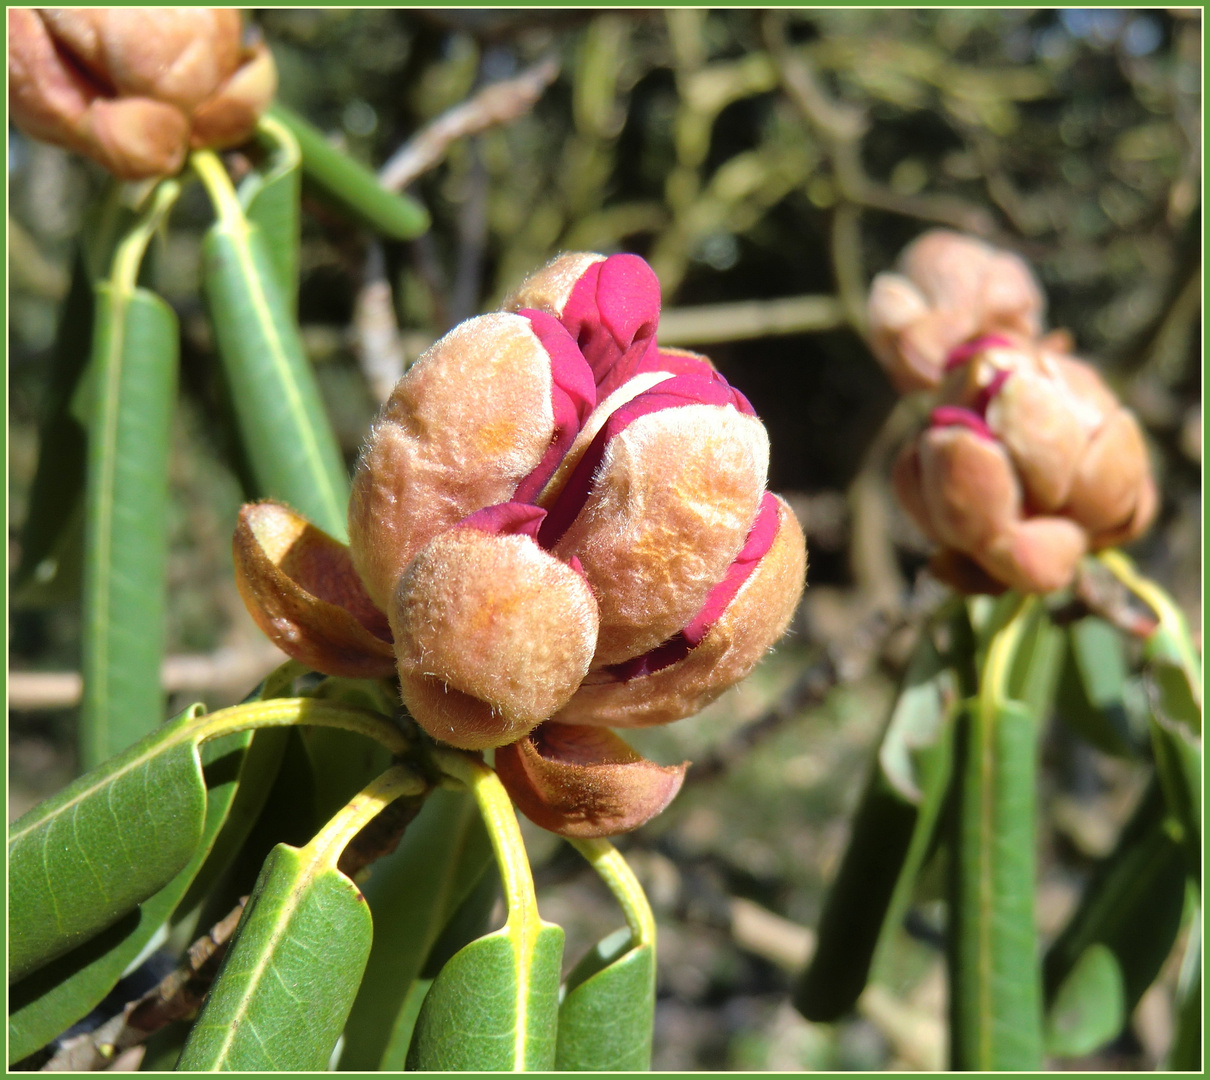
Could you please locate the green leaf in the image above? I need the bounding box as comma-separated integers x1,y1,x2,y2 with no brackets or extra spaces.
194,149,349,539
1044,944,1125,1058
176,844,371,1071
795,624,957,1021
556,928,655,1071
177,766,425,1071
406,922,565,1071
266,103,429,240
1042,779,1188,1017
1006,604,1064,720
1166,908,1201,1070
241,114,303,311
11,251,92,604
1054,619,1137,757
339,788,493,1071
200,221,350,539
8,697,406,985
407,749,565,1071
7,727,282,1064
949,700,1043,1071
79,263,179,769
8,706,209,984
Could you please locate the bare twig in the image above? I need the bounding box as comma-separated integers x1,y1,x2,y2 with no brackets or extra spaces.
377,56,560,192
657,294,845,346
8,641,288,711
353,242,409,402
40,900,249,1071
763,14,997,242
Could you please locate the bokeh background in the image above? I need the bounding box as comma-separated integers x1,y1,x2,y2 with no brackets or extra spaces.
9,8,1202,1070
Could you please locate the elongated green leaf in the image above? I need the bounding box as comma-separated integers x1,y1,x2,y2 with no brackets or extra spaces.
1054,619,1136,757
79,281,178,770
8,697,404,985
7,727,282,1064
949,700,1043,1071
241,115,302,310
1006,604,1064,720
11,251,92,604
201,216,349,538
406,922,565,1071
266,103,429,240
556,928,655,1071
8,707,208,983
795,627,956,1021
339,789,493,1071
1042,779,1187,1016
176,844,371,1071
1044,944,1125,1058
177,767,425,1071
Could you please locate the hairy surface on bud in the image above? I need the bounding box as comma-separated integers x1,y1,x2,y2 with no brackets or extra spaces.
390,525,600,750
233,501,395,679
895,336,1154,593
557,495,806,728
495,721,687,837
550,398,769,665
348,313,586,611
8,8,275,179
868,230,1044,392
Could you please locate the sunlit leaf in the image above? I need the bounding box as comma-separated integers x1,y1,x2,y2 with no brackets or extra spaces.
949,700,1043,1070
338,788,493,1071
196,149,349,539
7,727,283,1064
241,114,302,311
556,928,655,1071
177,767,425,1071
405,922,564,1070
79,280,178,769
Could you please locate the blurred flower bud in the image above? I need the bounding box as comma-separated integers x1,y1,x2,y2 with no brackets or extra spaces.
8,9,275,179
235,252,807,835
868,230,1045,392
893,337,1156,593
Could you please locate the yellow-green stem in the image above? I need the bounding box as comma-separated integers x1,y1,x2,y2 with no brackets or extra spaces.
569,837,656,948
194,697,410,756
191,148,246,231
432,749,542,943
304,764,427,869
108,179,180,293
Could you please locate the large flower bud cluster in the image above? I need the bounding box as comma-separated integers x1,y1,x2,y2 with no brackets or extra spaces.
8,9,275,179
868,232,1156,594
235,253,807,835
868,230,1046,393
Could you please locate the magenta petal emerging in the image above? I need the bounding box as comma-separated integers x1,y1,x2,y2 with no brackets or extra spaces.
943,333,1015,371
457,501,547,539
539,371,753,549
511,310,597,503
561,254,661,397
931,405,996,441
600,491,781,680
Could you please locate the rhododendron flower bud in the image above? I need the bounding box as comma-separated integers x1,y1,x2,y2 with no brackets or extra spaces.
8,9,276,179
868,230,1045,392
894,337,1156,593
234,252,807,836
